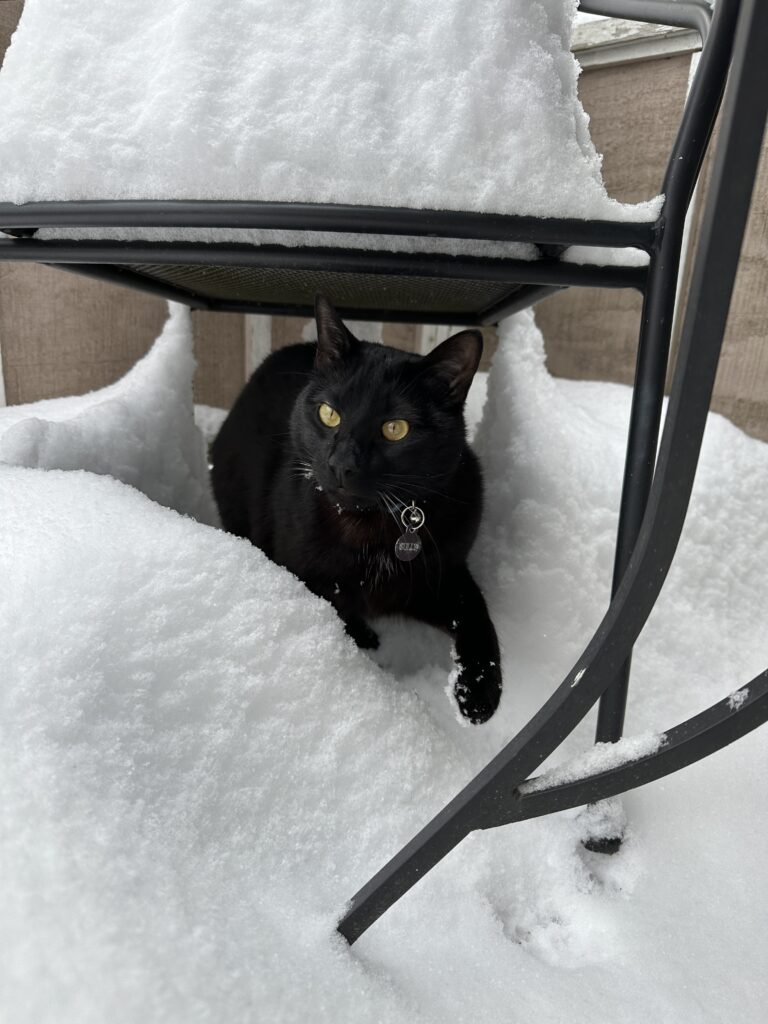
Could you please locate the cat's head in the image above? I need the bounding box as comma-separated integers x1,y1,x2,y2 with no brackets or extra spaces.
291,295,482,512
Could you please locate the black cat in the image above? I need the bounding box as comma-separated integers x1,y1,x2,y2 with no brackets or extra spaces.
211,296,501,723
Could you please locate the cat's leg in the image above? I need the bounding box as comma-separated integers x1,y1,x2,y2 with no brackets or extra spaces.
339,613,380,650
304,577,381,650
409,565,501,723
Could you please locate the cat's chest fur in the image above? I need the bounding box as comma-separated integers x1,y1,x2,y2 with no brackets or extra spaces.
270,476,473,616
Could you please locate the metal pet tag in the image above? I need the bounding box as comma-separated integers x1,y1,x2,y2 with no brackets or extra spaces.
395,531,422,561
395,502,425,562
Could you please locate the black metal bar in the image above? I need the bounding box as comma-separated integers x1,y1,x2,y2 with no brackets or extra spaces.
0,239,648,290
202,298,486,326
593,270,668,744
210,286,567,324
594,0,740,745
0,202,657,250
660,7,733,205
512,672,768,824
48,263,212,310
478,284,566,325
580,1,711,42
337,0,768,944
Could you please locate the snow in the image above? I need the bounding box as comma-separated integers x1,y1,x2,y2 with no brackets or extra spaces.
34,225,540,262
728,687,749,711
561,244,650,267
520,732,667,793
464,371,489,439
193,403,228,447
0,305,218,526
0,0,662,225
1,307,767,1022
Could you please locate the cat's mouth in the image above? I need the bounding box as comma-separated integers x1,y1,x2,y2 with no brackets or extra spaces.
322,487,379,515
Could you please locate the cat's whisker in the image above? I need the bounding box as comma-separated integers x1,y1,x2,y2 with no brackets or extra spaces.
287,459,316,483
380,491,403,533
380,492,397,525
382,476,469,505
379,471,442,481
376,491,399,545
375,490,391,519
384,487,413,513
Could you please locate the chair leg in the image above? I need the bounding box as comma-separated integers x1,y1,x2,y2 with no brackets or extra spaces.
594,276,676,749
586,263,680,854
337,0,768,945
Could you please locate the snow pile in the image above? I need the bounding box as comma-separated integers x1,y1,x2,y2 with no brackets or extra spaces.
1,311,767,1022
0,305,218,526
193,403,228,446
0,0,661,225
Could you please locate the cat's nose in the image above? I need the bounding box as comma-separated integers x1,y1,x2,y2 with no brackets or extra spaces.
328,447,360,488
328,455,356,487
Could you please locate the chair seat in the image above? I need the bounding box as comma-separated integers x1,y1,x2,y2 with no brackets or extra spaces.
116,261,547,323
0,199,652,322
0,0,661,319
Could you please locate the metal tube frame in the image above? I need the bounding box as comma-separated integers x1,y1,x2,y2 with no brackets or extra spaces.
336,0,768,943
0,0,765,946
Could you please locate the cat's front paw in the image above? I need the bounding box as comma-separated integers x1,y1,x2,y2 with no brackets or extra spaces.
344,616,380,650
454,660,502,724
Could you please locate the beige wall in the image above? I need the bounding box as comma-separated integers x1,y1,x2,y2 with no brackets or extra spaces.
0,1,22,57
0,263,247,409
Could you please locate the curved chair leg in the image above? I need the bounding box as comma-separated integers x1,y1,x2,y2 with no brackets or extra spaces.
338,0,768,946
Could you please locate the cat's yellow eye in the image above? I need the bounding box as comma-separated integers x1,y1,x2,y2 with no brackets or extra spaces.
382,419,410,442
318,402,341,428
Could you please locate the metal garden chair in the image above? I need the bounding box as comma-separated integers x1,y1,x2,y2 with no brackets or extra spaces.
0,0,766,945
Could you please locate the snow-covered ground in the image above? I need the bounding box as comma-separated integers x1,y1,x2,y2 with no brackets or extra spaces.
1,307,766,1023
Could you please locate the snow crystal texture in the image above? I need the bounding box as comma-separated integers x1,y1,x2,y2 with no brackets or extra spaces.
1,310,766,1022
0,305,218,526
0,0,661,223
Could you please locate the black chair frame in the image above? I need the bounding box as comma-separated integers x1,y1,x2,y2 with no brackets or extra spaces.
0,0,766,945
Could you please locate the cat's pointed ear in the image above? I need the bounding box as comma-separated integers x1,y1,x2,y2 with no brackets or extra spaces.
314,294,357,368
422,330,483,406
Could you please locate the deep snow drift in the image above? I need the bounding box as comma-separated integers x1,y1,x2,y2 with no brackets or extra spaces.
1,310,766,1023
0,305,218,526
0,0,660,225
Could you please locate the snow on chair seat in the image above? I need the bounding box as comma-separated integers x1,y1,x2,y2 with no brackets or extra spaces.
0,0,659,224
0,0,664,321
